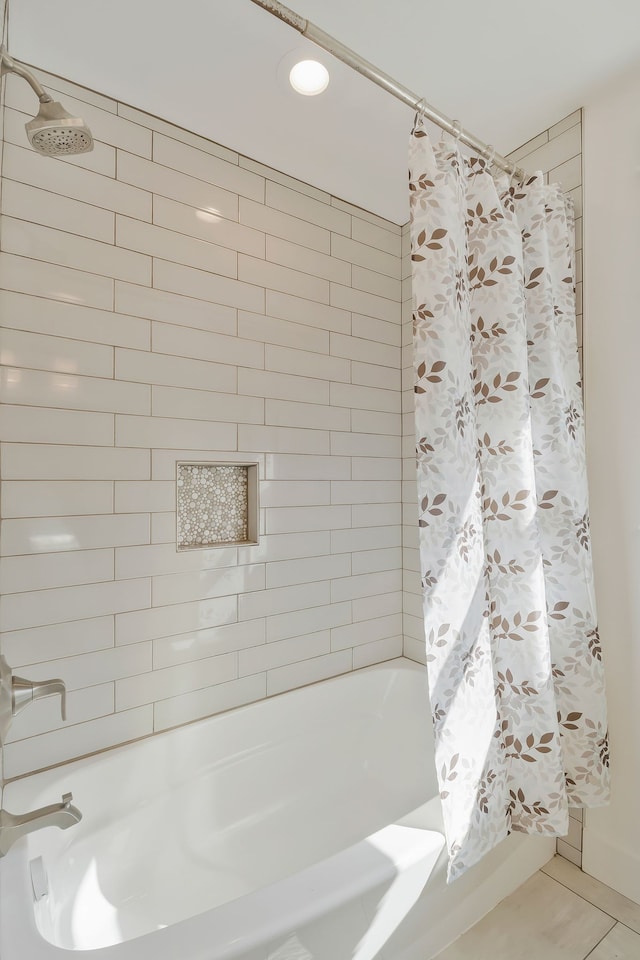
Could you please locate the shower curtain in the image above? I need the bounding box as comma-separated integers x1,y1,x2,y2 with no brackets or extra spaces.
409,123,610,881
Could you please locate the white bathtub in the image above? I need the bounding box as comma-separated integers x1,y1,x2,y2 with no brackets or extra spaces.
0,658,554,959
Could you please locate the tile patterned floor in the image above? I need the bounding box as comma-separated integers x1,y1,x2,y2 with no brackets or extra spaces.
435,856,640,959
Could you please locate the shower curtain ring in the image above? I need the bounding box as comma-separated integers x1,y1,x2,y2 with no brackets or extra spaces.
451,119,462,141
485,144,496,168
414,98,427,127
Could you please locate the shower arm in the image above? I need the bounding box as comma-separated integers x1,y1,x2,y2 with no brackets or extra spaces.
248,0,526,181
0,46,53,103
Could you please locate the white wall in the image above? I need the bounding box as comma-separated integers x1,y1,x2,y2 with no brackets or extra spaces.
581,62,640,903
0,65,405,779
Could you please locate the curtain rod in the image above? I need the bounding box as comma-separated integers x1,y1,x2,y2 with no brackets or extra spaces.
248,0,526,181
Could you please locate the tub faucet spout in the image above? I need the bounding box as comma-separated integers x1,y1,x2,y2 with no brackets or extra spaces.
0,792,82,857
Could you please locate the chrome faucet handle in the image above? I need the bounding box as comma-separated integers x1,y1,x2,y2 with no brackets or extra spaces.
12,676,67,721
0,657,67,744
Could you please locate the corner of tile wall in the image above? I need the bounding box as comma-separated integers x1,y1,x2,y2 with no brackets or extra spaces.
401,221,426,665
0,62,405,779
0,0,7,196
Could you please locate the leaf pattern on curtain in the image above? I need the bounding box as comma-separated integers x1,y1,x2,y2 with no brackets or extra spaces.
409,125,610,882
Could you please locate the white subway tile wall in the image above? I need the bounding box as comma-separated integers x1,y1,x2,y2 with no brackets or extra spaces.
0,66,403,779
401,110,585,866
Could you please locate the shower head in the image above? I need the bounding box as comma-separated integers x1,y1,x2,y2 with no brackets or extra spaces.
0,45,94,156
25,99,93,156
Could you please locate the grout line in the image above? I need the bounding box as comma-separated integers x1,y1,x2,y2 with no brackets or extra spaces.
582,922,618,959
541,864,637,930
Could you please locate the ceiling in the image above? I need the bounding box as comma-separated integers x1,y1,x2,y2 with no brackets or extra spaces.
9,1,640,224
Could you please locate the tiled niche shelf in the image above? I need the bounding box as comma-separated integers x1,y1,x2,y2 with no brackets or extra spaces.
176,462,259,550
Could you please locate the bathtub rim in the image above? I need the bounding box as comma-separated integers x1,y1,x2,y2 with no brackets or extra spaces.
2,655,427,786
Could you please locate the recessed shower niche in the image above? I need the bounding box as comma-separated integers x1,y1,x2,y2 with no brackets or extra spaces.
176,462,259,550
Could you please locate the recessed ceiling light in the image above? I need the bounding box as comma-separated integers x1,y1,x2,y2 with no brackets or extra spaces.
289,59,330,96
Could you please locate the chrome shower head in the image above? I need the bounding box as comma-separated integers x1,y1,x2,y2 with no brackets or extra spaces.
25,99,93,156
0,45,94,156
